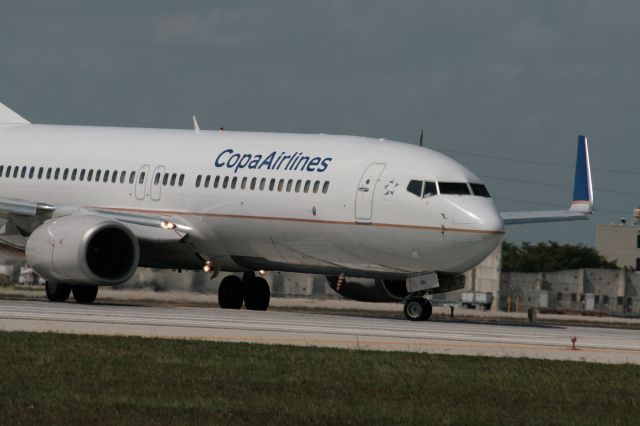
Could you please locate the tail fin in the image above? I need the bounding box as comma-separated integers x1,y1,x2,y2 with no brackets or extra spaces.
569,134,593,213
0,102,30,124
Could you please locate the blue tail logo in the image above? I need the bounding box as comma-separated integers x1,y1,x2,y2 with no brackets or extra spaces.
570,135,593,213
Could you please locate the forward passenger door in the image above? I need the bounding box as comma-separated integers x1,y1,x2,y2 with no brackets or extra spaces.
355,163,386,223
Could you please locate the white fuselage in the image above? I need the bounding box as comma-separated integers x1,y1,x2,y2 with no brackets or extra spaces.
0,124,504,279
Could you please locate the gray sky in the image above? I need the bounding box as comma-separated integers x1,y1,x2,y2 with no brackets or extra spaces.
2,1,640,246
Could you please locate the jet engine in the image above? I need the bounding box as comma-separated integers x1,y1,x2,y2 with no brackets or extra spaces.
25,215,140,285
326,274,465,302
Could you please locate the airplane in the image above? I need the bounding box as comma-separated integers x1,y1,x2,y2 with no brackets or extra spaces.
0,101,593,321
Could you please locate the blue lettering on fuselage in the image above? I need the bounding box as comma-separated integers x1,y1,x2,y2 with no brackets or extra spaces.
214,148,333,173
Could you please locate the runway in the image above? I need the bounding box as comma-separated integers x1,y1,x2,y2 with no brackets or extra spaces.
1,299,639,364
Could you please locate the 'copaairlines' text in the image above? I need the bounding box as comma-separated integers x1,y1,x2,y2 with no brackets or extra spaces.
214,149,333,173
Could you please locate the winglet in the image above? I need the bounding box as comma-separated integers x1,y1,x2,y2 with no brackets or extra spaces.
0,102,30,125
570,134,593,214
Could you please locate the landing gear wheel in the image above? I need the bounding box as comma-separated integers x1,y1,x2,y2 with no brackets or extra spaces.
218,276,244,309
45,281,71,302
72,286,98,304
403,298,432,321
244,277,270,311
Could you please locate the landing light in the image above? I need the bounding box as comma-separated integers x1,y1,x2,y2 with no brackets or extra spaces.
160,221,177,230
258,269,267,276
203,261,213,273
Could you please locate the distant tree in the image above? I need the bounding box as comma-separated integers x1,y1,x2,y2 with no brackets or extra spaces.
501,241,618,272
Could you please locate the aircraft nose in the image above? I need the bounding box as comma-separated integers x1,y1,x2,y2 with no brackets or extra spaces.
453,198,504,233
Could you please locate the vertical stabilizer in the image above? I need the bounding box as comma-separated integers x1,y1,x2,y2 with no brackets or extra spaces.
570,135,593,213
0,102,30,124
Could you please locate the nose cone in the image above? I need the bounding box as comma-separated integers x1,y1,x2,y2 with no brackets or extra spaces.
449,199,505,271
452,198,505,233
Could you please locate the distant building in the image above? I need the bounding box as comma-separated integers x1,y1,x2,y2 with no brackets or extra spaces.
597,208,640,270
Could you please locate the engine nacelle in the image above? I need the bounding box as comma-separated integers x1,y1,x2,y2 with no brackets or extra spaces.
326,273,466,302
26,215,140,285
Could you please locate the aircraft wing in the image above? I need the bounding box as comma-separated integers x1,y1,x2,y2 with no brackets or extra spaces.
500,135,593,225
0,197,189,244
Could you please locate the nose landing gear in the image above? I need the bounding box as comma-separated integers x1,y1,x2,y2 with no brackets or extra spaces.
217,272,271,311
403,297,432,321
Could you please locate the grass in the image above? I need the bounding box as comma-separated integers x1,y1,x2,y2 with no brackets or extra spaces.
0,332,639,425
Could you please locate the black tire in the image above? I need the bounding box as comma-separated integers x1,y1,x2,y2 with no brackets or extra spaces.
218,275,244,309
403,298,432,321
244,277,270,311
72,286,98,304
45,281,71,302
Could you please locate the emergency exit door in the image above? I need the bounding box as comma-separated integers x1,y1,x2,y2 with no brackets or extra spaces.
355,162,386,222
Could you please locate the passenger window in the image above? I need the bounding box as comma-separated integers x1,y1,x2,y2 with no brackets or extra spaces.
80,169,85,181
87,170,94,181
71,169,77,181
241,177,247,190
54,168,60,180
304,180,311,193
178,174,185,187
313,180,320,193
139,172,146,185
21,166,27,178
5,166,11,177
423,181,437,198
13,166,18,178
250,177,257,190
214,176,220,188
407,180,422,197
295,180,302,192
162,173,169,186
204,176,211,188
0,165,3,177
111,171,118,183
230,176,237,189
46,168,52,179
37,167,43,179
222,176,229,189
103,170,110,182
95,170,102,182
170,173,177,186
470,183,491,197
269,178,275,191
322,181,329,194
63,169,69,180
259,178,266,190
286,179,293,192
120,171,126,183
277,179,284,192
196,175,202,188
128,171,134,184
438,182,470,195
29,167,34,179
154,173,161,185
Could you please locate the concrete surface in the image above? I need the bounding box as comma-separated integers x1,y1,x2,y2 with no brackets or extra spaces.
1,299,639,364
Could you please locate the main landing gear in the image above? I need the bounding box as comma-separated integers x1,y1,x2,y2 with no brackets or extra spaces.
403,297,432,321
218,272,271,311
45,281,99,304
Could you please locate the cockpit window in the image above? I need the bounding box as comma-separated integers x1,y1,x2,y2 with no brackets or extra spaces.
423,182,437,198
438,182,470,195
407,180,438,198
470,183,491,197
407,180,422,197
